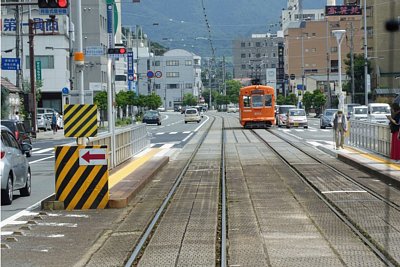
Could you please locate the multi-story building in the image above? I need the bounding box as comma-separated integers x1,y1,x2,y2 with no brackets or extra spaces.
1,6,71,113
363,0,400,91
232,33,284,88
284,9,363,100
136,49,202,110
281,0,325,32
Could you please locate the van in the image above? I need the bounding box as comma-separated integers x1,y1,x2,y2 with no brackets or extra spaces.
184,108,201,123
350,105,368,121
344,103,360,119
368,103,391,124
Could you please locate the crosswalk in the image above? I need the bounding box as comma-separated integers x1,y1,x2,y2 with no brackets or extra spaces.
150,142,181,149
32,147,55,155
153,131,192,136
276,126,332,133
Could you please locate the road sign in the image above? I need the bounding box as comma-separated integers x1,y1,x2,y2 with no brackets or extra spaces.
64,104,98,137
79,148,108,166
155,70,162,78
85,46,104,56
39,8,69,15
35,61,42,81
55,145,109,210
62,87,69,95
1,58,21,70
127,52,134,80
147,70,154,78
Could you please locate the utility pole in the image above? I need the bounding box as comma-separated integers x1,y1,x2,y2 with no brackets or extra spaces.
15,4,21,89
223,56,226,96
326,19,331,108
363,0,369,105
349,22,355,103
28,19,37,138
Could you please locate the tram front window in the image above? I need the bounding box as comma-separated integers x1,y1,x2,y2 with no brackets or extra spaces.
265,95,272,107
243,95,251,107
252,95,263,107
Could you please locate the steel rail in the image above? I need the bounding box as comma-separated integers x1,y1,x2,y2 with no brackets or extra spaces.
125,116,218,267
252,129,396,267
221,117,227,267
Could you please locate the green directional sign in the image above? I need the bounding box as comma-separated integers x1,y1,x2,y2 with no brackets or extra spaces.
35,61,42,81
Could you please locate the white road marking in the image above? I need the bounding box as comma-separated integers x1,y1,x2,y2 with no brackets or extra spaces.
182,131,191,134
294,129,304,132
182,132,194,142
155,132,164,135
29,156,55,164
322,190,367,194
33,148,54,154
161,143,175,149
194,115,209,132
169,132,178,135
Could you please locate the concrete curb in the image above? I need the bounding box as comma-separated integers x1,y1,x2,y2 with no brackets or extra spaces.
108,156,169,208
318,145,400,189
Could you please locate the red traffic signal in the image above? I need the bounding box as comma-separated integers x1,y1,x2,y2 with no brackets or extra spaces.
108,48,127,55
38,0,69,8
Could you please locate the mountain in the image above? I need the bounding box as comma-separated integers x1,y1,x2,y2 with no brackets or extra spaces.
121,0,334,57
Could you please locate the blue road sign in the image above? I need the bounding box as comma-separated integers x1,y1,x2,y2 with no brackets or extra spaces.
147,70,154,78
1,58,21,70
107,4,113,34
62,87,69,95
127,52,134,81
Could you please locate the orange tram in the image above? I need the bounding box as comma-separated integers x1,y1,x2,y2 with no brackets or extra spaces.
239,85,275,128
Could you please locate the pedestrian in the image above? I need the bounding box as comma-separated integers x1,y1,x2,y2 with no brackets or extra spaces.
332,110,347,149
14,111,20,121
51,112,57,134
388,103,400,160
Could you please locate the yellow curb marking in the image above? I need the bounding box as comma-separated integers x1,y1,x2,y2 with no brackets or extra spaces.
108,148,162,189
344,146,400,171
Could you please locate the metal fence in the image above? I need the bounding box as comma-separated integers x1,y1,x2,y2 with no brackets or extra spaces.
87,124,150,169
348,120,391,157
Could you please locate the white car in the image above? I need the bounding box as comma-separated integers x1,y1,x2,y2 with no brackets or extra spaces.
368,103,390,124
286,108,308,128
351,106,368,121
184,108,201,123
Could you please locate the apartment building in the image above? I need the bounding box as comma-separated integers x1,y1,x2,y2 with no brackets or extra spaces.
136,49,202,110
232,33,284,86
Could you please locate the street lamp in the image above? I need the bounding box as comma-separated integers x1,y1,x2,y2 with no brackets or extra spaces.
363,0,369,105
332,29,346,112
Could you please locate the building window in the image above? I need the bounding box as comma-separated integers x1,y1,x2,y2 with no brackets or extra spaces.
241,42,245,47
331,60,338,73
241,53,246,58
167,84,179,89
115,75,126,81
154,84,161,89
367,27,373,38
256,53,261,58
256,42,261,47
271,63,276,68
311,48,317,53
185,83,193,89
166,60,179,66
194,59,200,65
248,42,251,47
331,46,338,53
26,55,54,69
153,60,161,66
241,64,246,69
166,72,179,77
185,60,192,66
273,52,276,57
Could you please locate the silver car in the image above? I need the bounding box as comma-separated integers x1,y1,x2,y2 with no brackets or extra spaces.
1,126,32,205
37,114,51,131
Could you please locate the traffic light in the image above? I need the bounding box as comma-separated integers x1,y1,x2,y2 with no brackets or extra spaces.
107,48,127,55
38,0,69,8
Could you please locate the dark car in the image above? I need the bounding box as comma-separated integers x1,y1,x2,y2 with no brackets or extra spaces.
320,109,338,129
0,120,32,157
142,110,162,125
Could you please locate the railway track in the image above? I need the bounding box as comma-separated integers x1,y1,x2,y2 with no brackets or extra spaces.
125,115,227,267
252,128,399,266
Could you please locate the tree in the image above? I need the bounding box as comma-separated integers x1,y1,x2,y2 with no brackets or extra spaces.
201,88,219,108
183,93,198,106
344,53,372,104
302,91,313,112
225,80,241,104
285,93,298,105
313,90,327,114
276,94,285,105
215,94,230,106
94,91,107,125
145,93,162,110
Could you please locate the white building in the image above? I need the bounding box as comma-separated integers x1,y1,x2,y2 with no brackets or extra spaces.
281,0,325,32
136,49,202,110
1,7,71,113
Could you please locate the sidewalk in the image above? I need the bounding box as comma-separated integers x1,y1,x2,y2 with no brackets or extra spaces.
35,128,68,141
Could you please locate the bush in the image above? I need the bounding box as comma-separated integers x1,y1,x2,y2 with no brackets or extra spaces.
116,118,132,127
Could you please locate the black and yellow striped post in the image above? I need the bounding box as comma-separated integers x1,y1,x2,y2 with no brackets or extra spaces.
55,145,109,210
64,104,98,137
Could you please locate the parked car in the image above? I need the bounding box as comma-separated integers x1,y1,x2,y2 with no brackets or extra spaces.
276,105,296,127
227,104,237,113
344,103,360,119
286,108,308,128
37,107,58,115
142,110,162,125
320,109,338,129
184,108,201,123
351,106,368,121
1,125,32,205
57,115,64,129
368,103,391,124
37,114,51,131
0,120,32,157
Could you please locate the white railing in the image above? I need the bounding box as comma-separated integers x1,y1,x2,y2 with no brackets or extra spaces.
87,124,150,169
348,120,391,157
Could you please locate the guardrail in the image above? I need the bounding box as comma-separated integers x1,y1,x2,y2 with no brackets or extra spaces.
348,120,391,157
87,124,150,169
